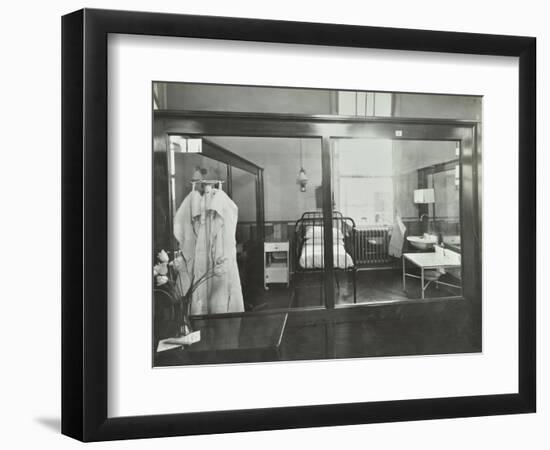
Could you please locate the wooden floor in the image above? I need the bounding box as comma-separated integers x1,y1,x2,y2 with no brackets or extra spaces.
335,269,460,305
246,269,460,311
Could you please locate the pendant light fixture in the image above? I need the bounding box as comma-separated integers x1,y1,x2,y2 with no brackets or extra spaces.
298,138,308,192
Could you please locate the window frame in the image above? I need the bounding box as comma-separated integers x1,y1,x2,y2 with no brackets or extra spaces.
154,108,481,315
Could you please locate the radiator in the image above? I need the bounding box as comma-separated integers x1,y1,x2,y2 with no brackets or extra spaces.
354,226,392,266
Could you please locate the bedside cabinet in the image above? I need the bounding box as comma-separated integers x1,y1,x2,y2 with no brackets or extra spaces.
264,241,290,290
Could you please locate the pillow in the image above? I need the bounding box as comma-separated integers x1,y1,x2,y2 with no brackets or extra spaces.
304,226,344,243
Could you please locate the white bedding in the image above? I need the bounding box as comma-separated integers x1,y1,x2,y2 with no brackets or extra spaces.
299,242,354,269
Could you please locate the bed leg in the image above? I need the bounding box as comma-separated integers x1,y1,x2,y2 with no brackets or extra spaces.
353,269,357,303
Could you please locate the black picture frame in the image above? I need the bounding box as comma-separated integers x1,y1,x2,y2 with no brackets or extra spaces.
61,8,536,442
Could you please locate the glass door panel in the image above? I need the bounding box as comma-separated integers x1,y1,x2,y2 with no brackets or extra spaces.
168,138,233,316
207,136,326,311
331,137,463,305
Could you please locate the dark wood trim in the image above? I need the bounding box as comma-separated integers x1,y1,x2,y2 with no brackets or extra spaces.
200,137,263,174
321,137,335,308
155,108,481,126
225,165,232,197
187,295,464,322
157,112,474,141
256,169,265,241
165,134,177,256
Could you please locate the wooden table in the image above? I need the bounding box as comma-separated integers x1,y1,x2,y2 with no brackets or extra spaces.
402,251,461,299
155,312,288,366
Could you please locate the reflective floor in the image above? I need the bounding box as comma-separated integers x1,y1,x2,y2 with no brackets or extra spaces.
244,269,460,311
280,298,480,361
155,297,480,366
335,269,461,305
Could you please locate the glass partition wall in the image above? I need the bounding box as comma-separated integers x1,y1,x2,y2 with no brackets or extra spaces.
161,135,327,315
331,138,463,305
154,111,479,318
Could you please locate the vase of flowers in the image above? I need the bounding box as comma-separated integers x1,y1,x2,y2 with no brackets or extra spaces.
154,250,226,338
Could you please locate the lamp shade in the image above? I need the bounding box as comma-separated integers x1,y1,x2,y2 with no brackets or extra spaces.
414,188,435,204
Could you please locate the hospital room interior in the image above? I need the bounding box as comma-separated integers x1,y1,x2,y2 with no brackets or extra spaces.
153,82,481,364
158,134,462,311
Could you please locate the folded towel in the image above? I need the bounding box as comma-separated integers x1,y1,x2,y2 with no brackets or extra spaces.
388,215,406,258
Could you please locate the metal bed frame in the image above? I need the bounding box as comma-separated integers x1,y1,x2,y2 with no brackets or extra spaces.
294,211,357,303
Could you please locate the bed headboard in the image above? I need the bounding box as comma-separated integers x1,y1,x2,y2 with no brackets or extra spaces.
294,211,356,270
295,211,353,235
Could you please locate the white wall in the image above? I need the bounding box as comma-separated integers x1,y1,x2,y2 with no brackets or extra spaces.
210,137,323,221
394,93,482,120
164,83,334,114
0,1,546,450
392,140,458,218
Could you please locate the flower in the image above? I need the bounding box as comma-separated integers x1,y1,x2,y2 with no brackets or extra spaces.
153,250,227,339
153,262,168,276
156,275,169,286
157,249,169,263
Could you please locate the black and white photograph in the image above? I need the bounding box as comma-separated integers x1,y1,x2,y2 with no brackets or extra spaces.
1,0,544,448
152,82,482,366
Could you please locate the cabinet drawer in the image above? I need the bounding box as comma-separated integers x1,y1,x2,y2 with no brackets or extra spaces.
264,241,289,252
265,267,289,283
